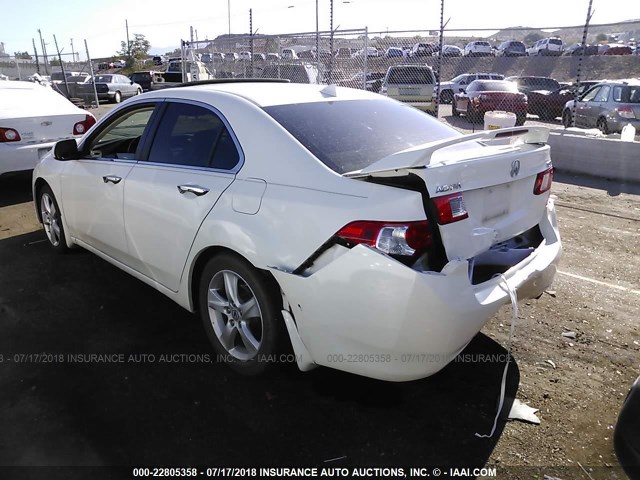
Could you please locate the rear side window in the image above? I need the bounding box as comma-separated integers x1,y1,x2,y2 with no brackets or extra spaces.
387,67,434,85
264,99,458,174
148,103,239,170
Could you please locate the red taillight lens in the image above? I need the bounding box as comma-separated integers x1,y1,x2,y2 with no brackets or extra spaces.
73,114,96,135
534,166,554,195
615,106,636,119
0,127,21,143
433,193,469,224
336,220,431,256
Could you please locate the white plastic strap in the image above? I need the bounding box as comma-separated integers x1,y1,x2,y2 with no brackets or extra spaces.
475,273,518,438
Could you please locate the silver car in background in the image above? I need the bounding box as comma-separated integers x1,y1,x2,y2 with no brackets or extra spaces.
562,79,640,134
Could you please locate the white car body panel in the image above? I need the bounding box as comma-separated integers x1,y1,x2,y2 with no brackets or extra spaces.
0,81,89,175
32,83,561,381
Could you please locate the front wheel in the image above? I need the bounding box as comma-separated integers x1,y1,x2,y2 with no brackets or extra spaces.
452,101,460,117
38,185,69,253
199,254,285,376
562,109,573,128
515,114,527,126
136,88,142,95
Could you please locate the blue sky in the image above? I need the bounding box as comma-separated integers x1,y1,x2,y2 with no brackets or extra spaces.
3,0,639,60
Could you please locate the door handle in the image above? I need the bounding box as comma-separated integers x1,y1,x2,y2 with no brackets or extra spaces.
177,185,209,196
103,175,122,184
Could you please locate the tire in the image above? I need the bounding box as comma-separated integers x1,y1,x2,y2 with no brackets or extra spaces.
515,114,526,126
562,109,573,128
452,101,460,117
597,117,609,135
38,185,69,253
198,253,285,376
136,88,142,95
440,90,453,104
113,91,122,103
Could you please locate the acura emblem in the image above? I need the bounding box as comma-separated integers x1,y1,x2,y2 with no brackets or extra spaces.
510,160,521,178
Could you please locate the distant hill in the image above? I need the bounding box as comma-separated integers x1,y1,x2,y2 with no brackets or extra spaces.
494,19,640,46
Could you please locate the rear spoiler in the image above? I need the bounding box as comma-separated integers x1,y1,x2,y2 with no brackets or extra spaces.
344,126,550,178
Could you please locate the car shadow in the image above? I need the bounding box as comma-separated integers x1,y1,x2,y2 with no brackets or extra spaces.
554,171,640,197
0,230,519,468
0,171,33,207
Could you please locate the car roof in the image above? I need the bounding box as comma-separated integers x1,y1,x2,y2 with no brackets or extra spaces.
141,81,380,107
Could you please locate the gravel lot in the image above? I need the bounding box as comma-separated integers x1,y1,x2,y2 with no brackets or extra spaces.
0,126,638,478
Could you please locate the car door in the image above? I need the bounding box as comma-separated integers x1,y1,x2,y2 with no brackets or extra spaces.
575,86,601,127
590,85,611,123
59,102,160,263
123,100,241,292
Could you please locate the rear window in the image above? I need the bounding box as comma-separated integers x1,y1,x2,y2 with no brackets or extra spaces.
94,75,113,83
262,65,310,83
476,42,491,46
263,99,458,174
386,67,434,85
549,38,562,45
51,72,66,81
515,78,560,90
470,80,518,92
131,73,151,82
612,85,640,103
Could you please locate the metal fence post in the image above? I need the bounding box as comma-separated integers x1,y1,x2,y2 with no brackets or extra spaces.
571,0,593,128
84,39,100,108
435,0,445,118
363,27,368,90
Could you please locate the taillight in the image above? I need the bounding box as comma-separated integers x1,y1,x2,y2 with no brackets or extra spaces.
0,127,21,143
534,166,554,195
336,220,431,257
73,114,96,135
615,106,636,119
433,193,469,224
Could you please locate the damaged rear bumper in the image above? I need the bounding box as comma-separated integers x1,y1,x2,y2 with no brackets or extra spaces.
271,198,561,382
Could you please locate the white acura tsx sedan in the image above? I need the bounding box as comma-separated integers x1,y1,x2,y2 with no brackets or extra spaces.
32,80,561,381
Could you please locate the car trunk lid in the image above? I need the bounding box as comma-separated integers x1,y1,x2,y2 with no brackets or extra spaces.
345,127,553,260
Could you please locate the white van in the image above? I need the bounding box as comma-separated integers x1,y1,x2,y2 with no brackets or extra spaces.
528,38,564,56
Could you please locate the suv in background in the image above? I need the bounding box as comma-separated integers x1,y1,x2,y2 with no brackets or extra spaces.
380,64,436,114
528,37,563,56
464,41,493,56
409,42,437,57
506,75,561,94
496,41,527,57
438,72,504,103
562,79,640,134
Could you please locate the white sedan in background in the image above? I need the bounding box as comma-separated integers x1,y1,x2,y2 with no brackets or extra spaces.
33,81,561,381
0,81,95,177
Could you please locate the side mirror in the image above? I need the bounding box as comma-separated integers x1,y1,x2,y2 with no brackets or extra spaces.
459,88,466,93
53,139,80,161
130,81,134,84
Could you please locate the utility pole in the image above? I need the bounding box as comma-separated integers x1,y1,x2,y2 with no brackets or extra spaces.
32,38,40,74
434,0,445,119
190,26,194,43
38,29,49,75
571,0,594,128
71,38,76,63
249,9,254,77
125,19,131,57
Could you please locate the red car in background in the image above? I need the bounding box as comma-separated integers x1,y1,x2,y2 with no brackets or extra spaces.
452,80,528,125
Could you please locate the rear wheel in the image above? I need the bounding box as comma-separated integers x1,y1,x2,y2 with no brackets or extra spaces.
515,114,527,126
452,101,460,117
113,91,122,103
562,109,573,128
597,117,609,135
136,88,142,95
440,90,453,104
199,253,285,376
38,186,69,253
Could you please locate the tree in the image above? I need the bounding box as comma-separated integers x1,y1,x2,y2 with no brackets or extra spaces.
118,33,151,59
595,33,608,43
14,51,32,59
524,33,543,44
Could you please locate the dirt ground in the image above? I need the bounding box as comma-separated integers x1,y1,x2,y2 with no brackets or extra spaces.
0,167,639,478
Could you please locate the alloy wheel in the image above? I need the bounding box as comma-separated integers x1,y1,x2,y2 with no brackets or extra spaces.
40,192,61,247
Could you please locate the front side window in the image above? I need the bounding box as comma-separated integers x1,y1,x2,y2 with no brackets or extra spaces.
85,106,156,160
147,102,240,170
581,87,601,102
594,85,611,103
